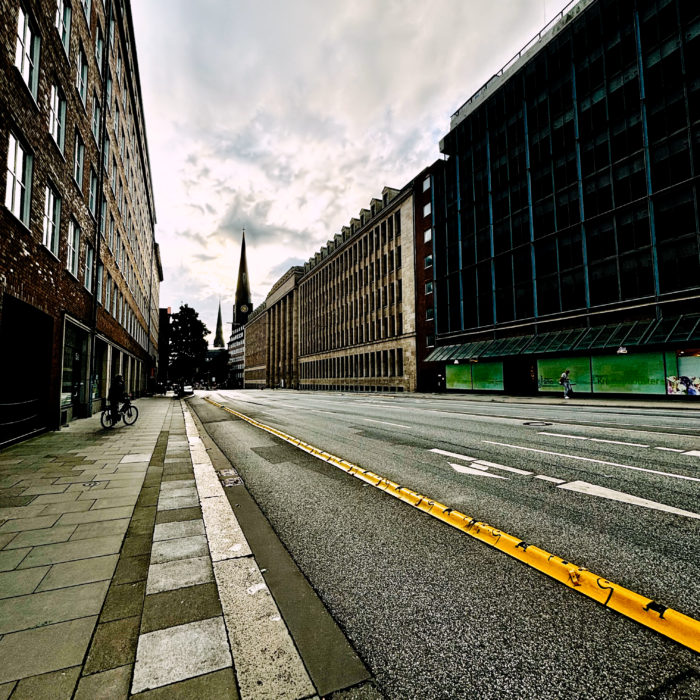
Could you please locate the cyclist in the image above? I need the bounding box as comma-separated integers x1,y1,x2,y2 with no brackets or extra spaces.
109,375,127,424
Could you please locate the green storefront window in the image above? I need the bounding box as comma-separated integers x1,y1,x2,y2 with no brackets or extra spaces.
446,364,472,390
673,355,700,396
538,357,592,393
592,353,665,394
472,362,503,390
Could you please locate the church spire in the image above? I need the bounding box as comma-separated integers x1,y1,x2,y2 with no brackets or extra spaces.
234,230,252,326
214,299,225,347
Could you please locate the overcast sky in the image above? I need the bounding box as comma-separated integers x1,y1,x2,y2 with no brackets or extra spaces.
130,0,574,344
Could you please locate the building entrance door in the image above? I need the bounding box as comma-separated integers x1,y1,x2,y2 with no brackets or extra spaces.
0,294,53,446
503,356,538,396
62,322,89,421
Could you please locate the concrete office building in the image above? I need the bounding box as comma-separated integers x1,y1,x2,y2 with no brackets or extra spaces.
428,0,700,397
298,185,418,392
0,0,161,444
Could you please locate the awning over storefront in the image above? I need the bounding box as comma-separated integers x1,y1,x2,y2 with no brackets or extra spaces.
424,315,700,362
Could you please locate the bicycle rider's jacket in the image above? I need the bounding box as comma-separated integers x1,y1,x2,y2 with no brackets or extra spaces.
108,380,126,403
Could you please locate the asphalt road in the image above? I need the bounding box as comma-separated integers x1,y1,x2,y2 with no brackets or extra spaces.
189,390,700,700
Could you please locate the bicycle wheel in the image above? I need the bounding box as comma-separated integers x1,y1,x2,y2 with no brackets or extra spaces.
122,405,139,426
100,411,115,429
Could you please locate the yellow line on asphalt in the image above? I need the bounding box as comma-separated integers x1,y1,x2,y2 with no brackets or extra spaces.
204,397,700,654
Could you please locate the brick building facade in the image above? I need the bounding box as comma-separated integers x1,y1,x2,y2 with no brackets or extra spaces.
1,0,161,443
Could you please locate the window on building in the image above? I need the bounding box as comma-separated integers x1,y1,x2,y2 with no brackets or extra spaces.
80,0,90,20
423,176,430,192
5,133,33,225
95,24,103,73
89,168,98,215
397,348,404,376
424,228,432,243
110,156,116,191
425,281,433,295
56,0,71,53
96,263,104,302
397,313,403,335
106,70,112,109
105,272,111,310
108,214,114,249
427,335,435,347
424,254,433,268
100,198,106,235
84,245,94,291
76,45,87,104
15,6,40,100
426,307,435,320
48,85,67,152
43,185,61,255
423,202,432,218
91,94,101,140
73,132,84,189
67,221,80,277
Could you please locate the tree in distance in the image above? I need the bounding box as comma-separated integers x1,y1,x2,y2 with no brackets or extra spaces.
169,304,209,382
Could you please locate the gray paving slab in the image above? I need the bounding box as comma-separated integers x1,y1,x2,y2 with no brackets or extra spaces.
159,480,195,492
153,519,205,542
0,567,49,600
17,536,123,568
19,485,69,496
0,505,47,520
145,556,214,595
214,557,315,700
0,549,30,572
156,495,199,511
0,682,14,700
150,535,209,565
70,518,130,541
0,515,60,533
38,500,94,515
36,555,119,592
73,663,132,700
0,616,97,683
200,496,251,561
78,487,141,501
121,454,152,464
131,616,232,694
91,496,139,509
56,506,134,526
0,580,108,634
9,665,81,699
5,525,77,549
31,493,80,505
158,487,197,499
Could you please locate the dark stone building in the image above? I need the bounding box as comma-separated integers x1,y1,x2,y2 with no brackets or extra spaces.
0,0,161,444
429,0,700,397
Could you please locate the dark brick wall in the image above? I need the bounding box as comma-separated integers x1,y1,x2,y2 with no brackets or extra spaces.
0,0,160,428
414,160,443,391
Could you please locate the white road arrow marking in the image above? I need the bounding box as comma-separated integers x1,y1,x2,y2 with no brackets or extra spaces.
449,463,508,479
473,460,532,476
535,475,566,484
429,448,477,461
683,450,700,457
557,481,700,520
482,441,700,482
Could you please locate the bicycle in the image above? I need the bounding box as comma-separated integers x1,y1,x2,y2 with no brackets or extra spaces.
100,397,139,429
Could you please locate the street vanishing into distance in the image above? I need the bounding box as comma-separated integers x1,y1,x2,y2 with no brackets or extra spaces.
190,391,700,700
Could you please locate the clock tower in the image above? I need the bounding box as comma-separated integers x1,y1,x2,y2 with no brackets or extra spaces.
233,230,252,327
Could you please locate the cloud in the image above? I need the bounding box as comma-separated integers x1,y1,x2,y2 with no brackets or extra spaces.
131,0,574,340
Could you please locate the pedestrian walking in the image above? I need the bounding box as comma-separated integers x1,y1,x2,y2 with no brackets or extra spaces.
559,369,572,399
108,374,126,423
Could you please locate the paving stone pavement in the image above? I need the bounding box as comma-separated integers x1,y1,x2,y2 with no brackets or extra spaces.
0,398,379,700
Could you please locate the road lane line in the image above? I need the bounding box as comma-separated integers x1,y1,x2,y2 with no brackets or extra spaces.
309,410,338,415
558,481,700,520
656,447,685,452
429,448,477,461
449,463,507,479
538,432,649,448
683,450,700,457
202,397,700,655
482,441,700,483
363,419,411,429
473,460,532,476
535,475,567,484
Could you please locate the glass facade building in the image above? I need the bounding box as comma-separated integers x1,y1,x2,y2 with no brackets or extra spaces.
430,0,700,396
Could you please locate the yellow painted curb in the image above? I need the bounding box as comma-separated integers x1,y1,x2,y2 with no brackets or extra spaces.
204,396,700,654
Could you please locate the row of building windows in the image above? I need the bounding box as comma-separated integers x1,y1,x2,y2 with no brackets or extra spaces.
301,348,405,379
301,209,404,355
13,1,153,319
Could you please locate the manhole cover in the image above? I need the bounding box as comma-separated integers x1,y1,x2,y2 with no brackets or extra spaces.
219,469,238,478
222,477,243,487
523,421,552,426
